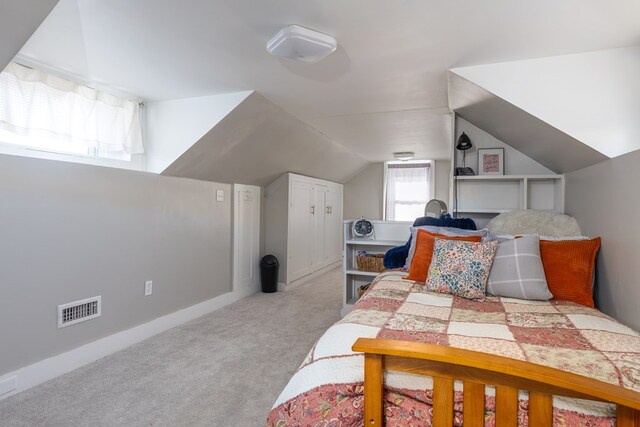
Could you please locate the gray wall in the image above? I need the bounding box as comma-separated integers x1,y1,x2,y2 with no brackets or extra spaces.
343,163,384,220
0,154,232,375
343,161,452,221
565,149,640,330
434,160,451,204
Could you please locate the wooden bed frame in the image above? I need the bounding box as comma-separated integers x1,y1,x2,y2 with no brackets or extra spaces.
352,338,640,426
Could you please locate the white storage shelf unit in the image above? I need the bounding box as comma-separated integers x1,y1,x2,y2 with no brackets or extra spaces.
342,220,411,316
454,175,564,227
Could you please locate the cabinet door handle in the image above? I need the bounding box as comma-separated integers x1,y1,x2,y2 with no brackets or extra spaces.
329,206,332,214
310,205,315,215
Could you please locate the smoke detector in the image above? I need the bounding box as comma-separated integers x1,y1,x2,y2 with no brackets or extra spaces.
267,25,337,63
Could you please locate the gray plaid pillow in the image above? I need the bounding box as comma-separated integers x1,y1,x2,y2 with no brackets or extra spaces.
487,235,552,300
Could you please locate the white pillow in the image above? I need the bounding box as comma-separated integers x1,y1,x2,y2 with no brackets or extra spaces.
486,210,581,237
490,234,589,243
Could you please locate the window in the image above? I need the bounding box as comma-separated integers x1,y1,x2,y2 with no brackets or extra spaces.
0,62,143,163
384,161,433,221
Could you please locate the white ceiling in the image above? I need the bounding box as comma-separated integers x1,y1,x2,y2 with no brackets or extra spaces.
11,0,640,163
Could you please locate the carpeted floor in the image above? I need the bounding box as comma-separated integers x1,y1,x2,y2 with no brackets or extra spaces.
0,266,342,427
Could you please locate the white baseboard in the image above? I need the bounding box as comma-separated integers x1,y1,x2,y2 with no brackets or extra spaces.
282,261,341,290
0,287,256,401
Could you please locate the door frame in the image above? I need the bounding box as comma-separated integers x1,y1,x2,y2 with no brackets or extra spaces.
233,183,261,295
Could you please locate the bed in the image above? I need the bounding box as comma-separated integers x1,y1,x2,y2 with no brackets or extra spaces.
266,270,640,426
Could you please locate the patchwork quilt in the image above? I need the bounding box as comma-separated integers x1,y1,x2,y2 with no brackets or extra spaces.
267,271,640,426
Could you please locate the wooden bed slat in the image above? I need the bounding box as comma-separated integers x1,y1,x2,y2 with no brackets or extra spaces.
432,377,453,427
495,386,518,426
528,391,552,425
353,338,640,410
463,381,485,427
353,338,640,426
363,354,383,426
617,405,639,427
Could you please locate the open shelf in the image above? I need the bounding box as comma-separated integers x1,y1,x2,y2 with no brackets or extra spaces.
345,239,405,246
455,174,562,181
343,220,412,317
453,173,564,228
345,269,381,277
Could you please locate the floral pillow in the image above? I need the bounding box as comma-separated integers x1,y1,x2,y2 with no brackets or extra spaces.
425,238,498,300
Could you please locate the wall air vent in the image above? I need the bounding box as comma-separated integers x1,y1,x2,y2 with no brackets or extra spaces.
57,296,101,328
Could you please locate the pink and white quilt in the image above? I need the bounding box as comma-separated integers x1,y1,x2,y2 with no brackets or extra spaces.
266,271,640,426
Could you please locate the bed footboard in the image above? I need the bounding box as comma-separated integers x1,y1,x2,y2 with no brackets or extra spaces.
352,338,640,426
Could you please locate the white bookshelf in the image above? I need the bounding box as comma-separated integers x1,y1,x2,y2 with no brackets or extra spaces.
342,220,411,317
453,174,564,228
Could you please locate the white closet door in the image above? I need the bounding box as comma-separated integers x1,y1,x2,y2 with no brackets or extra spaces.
324,187,343,263
289,180,313,281
233,184,261,295
312,185,327,268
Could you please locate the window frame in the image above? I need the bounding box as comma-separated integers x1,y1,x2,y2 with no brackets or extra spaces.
382,159,436,221
0,58,145,171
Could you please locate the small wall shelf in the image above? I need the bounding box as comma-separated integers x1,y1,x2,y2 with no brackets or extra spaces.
453,174,564,228
345,270,381,277
454,174,562,181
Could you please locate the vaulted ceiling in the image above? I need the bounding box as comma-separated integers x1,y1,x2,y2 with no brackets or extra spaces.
3,1,640,183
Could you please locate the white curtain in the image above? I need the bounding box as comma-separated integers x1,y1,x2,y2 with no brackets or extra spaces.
385,162,431,221
0,62,143,154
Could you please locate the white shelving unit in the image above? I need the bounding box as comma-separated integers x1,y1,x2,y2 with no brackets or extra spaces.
342,220,411,317
453,174,564,228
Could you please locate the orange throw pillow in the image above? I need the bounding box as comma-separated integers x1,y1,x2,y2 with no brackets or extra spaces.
406,230,482,282
540,237,601,307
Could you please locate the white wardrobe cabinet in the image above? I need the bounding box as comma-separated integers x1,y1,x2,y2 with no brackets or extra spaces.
266,173,343,286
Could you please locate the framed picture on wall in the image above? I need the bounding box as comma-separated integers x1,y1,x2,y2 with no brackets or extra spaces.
478,148,504,175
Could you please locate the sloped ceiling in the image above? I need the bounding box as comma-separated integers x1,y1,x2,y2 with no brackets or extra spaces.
448,72,608,174
13,0,640,165
0,1,58,70
161,92,369,186
452,47,640,160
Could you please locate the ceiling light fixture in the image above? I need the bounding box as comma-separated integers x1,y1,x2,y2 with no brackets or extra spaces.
266,25,337,63
393,152,415,161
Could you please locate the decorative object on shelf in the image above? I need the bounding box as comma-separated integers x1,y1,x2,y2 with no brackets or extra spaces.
351,216,374,239
357,283,371,298
424,199,447,218
478,148,504,175
355,253,385,273
455,132,474,176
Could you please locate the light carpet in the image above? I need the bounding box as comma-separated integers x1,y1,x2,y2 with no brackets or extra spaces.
0,266,343,427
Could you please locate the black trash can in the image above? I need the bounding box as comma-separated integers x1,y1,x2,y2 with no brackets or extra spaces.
260,254,279,293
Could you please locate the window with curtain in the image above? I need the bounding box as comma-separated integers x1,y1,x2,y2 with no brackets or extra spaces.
0,62,143,161
385,161,432,221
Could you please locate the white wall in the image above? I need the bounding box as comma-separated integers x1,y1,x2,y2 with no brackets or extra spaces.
454,118,554,175
565,149,640,330
344,161,451,221
344,163,384,220
145,91,252,173
453,47,640,158
434,160,451,204
0,153,233,375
